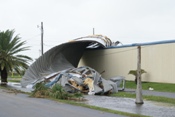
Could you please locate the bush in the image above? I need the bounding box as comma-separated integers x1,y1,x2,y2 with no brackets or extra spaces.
31,82,83,100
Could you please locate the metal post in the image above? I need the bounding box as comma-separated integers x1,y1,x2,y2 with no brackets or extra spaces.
93,28,95,35
41,22,44,55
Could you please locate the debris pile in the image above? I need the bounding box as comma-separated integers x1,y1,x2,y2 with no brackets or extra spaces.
21,35,115,88
27,66,119,95
22,35,125,94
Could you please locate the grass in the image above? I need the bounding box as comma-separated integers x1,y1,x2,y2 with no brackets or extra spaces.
0,85,25,94
3,79,175,116
7,78,21,83
30,82,83,100
7,77,175,92
44,96,149,117
0,84,148,117
112,92,175,105
125,80,175,93
57,99,149,117
8,75,22,78
7,74,22,83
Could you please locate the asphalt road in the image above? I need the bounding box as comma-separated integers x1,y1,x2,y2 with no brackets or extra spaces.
0,89,125,117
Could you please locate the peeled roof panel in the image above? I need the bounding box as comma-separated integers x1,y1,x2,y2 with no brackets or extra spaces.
21,35,112,87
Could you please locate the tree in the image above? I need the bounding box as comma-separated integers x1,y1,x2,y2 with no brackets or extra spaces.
128,69,147,84
0,29,32,85
135,46,143,104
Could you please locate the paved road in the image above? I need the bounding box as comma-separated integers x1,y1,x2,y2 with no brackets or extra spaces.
5,82,175,117
0,89,125,117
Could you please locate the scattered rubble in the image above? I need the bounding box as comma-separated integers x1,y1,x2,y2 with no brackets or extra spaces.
21,35,125,95
27,66,125,95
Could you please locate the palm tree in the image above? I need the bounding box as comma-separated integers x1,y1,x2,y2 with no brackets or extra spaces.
0,29,32,85
128,69,146,84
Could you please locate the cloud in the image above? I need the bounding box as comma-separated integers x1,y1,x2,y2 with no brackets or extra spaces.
1,0,175,59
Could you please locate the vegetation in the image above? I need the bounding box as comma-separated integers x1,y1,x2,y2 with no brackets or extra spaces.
8,78,21,83
2,79,175,117
112,92,175,105
8,71,24,78
128,69,147,84
0,84,147,117
125,80,175,93
0,29,32,85
59,100,149,117
31,82,84,100
112,80,175,107
8,75,22,78
4,77,175,116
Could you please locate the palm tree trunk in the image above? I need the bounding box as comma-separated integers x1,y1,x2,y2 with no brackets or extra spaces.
135,46,144,104
0,68,8,85
135,76,137,84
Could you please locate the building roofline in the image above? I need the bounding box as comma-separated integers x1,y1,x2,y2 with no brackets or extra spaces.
108,39,175,49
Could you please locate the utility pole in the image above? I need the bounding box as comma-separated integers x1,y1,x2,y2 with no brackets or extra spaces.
135,46,144,104
41,22,44,55
93,28,95,35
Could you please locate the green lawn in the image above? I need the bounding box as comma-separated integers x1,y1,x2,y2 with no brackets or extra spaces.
7,78,175,93
8,75,22,78
7,77,21,83
112,91,175,105
2,79,175,117
113,80,175,105
125,80,175,93
8,79,21,83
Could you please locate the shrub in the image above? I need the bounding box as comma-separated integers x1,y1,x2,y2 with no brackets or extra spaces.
31,82,83,100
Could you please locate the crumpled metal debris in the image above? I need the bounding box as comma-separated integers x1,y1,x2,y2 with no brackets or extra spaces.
22,35,125,94
21,35,114,88
27,66,119,95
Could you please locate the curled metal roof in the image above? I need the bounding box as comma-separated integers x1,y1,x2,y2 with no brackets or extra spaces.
21,35,114,87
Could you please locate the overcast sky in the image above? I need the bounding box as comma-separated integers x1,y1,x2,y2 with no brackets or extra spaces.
1,0,175,60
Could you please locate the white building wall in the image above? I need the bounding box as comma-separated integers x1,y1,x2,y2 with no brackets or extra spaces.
79,43,175,84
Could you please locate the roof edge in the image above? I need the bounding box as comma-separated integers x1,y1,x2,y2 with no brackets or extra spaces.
108,39,175,49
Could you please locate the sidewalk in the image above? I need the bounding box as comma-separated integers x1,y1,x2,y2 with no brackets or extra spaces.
125,88,175,99
84,89,175,117
5,82,175,117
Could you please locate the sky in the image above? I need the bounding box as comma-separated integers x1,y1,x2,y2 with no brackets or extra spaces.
1,0,175,60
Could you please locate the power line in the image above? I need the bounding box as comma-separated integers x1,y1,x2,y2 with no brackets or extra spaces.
25,34,40,40
43,43,55,47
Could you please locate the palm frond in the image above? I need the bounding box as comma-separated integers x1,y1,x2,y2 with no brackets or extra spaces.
128,69,147,77
0,29,33,75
